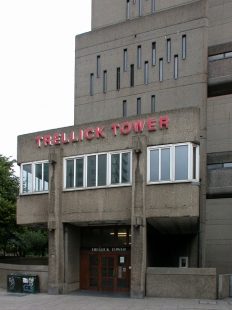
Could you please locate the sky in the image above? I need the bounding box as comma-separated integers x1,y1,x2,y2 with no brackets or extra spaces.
0,0,91,175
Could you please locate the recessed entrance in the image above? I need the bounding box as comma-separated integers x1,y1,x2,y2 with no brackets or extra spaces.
80,225,131,292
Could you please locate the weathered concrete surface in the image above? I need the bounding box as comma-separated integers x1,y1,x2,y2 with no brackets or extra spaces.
218,274,231,300
146,267,217,299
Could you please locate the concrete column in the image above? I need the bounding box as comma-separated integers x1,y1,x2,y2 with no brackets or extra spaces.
47,147,64,294
131,135,147,299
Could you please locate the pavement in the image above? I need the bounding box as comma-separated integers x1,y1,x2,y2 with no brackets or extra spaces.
0,288,232,310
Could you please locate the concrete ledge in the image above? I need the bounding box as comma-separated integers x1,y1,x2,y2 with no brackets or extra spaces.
0,263,48,293
146,268,217,299
218,274,231,300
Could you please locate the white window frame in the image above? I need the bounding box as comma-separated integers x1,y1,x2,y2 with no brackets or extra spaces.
147,143,199,184
64,150,132,190
20,161,49,194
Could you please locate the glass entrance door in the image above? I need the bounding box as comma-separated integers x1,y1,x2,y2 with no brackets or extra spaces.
101,256,116,290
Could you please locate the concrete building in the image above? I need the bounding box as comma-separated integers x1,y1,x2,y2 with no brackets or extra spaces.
17,0,232,298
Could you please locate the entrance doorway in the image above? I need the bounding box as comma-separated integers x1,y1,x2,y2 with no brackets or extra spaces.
80,252,131,291
80,225,131,292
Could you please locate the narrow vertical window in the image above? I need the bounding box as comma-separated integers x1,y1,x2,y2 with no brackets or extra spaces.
133,0,136,3
126,0,130,20
151,0,155,12
22,164,32,193
151,95,155,113
103,70,107,93
123,100,127,117
152,42,156,66
144,61,148,84
193,146,197,180
124,49,127,72
137,98,141,115
167,38,171,63
117,67,120,90
139,0,142,16
130,64,134,87
90,73,94,95
174,55,178,79
137,45,142,69
97,55,100,78
182,35,186,60
159,58,163,82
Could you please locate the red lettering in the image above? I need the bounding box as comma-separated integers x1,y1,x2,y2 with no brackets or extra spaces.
70,131,78,142
79,130,83,141
95,126,105,138
120,122,131,135
35,136,43,147
43,135,51,146
132,120,145,133
111,123,119,136
159,116,169,129
148,118,156,131
61,133,69,144
84,128,94,140
53,133,61,145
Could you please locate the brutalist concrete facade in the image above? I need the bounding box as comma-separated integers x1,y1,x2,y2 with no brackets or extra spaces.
17,0,232,298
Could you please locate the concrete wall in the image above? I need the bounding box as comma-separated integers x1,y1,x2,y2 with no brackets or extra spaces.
206,198,232,275
207,94,232,154
146,267,217,299
75,0,208,125
218,274,231,299
91,0,232,47
0,263,48,293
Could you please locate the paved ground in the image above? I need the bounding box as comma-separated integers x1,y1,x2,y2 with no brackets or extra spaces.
0,288,232,310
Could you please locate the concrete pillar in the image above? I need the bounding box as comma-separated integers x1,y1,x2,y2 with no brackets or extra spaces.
131,135,147,299
47,147,64,294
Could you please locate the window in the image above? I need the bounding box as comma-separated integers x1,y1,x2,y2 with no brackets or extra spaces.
137,45,141,68
147,143,199,184
133,0,136,3
103,70,107,93
144,61,148,84
97,55,100,77
167,39,171,63
151,0,155,12
208,52,232,62
123,100,127,117
152,42,156,66
130,64,134,86
182,35,186,60
21,161,49,194
90,73,94,95
139,0,142,16
137,98,141,115
151,95,155,113
117,67,120,90
64,151,132,189
159,58,163,82
126,0,130,20
174,55,178,79
124,49,127,72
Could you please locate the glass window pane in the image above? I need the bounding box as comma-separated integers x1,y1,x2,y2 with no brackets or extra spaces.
76,158,83,187
161,148,170,180
150,150,159,181
102,229,114,245
98,154,107,186
66,160,74,188
22,164,32,193
121,153,130,183
90,267,98,276
175,145,188,180
193,147,197,179
43,163,49,191
118,228,127,245
90,278,98,287
35,163,42,191
92,229,101,246
82,229,91,246
87,155,96,187
90,254,98,266
111,154,120,184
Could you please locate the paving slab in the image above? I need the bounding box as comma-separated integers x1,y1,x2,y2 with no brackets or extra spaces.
0,288,232,310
